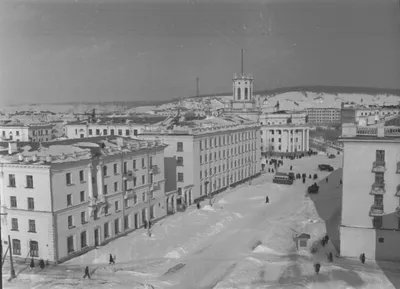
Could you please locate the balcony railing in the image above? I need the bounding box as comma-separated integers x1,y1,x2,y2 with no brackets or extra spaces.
369,204,384,217
123,170,135,179
88,196,107,209
370,183,386,195
372,161,386,173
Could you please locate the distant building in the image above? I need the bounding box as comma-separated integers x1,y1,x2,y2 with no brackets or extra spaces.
260,111,307,126
0,136,167,263
139,115,262,210
341,103,357,124
64,116,166,139
304,107,341,125
339,121,400,261
0,121,55,142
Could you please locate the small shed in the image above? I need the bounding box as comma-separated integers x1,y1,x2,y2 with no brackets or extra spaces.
295,233,311,250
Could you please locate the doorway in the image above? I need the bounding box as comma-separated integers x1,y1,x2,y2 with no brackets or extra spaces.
134,213,139,229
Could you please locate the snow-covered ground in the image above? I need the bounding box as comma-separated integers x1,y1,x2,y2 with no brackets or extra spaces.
3,153,400,289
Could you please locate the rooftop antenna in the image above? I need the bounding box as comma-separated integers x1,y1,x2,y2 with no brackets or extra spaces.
241,49,244,76
196,78,200,97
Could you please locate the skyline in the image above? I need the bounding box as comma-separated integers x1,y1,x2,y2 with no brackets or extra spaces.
1,0,400,106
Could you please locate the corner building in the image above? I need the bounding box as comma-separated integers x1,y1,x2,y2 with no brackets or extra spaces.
139,116,262,211
0,136,167,263
339,122,400,261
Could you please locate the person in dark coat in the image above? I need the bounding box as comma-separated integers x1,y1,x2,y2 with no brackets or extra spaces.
315,263,321,274
109,254,115,265
340,179,342,185
326,177,328,183
39,259,45,269
30,257,35,269
148,221,152,229
361,253,365,264
302,178,305,184
143,220,148,229
197,202,200,209
265,196,269,203
329,252,333,262
290,165,293,171
83,266,91,279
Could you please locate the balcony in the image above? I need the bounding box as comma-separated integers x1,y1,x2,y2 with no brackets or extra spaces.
371,161,386,173
88,196,107,208
370,183,386,195
369,204,384,217
151,165,161,175
123,170,135,180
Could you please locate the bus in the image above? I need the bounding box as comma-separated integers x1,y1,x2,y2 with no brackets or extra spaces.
273,172,294,185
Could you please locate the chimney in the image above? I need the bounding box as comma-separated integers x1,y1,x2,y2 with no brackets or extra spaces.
8,141,18,155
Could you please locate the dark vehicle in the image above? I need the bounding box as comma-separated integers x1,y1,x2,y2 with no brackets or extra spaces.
328,154,336,159
273,172,294,185
308,183,319,194
288,172,295,180
318,164,334,172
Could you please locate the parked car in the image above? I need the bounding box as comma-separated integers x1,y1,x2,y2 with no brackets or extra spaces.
273,172,294,185
328,154,336,159
318,164,334,172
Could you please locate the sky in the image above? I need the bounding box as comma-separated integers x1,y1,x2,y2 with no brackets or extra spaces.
1,0,400,105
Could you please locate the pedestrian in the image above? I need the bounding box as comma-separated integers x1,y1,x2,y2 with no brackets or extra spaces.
326,177,328,183
302,178,305,184
340,179,342,185
197,202,200,209
39,259,45,269
30,257,35,269
361,253,365,264
265,196,269,203
309,174,312,179
143,220,147,229
109,253,115,265
315,263,321,274
329,252,333,262
148,220,152,229
83,266,91,279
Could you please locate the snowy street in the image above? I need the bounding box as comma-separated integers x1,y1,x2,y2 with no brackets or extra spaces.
3,154,400,289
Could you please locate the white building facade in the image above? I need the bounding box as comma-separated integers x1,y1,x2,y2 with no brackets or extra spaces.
339,123,400,261
0,136,167,263
261,125,310,155
0,123,54,142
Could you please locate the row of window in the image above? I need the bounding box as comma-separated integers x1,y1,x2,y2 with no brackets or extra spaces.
76,128,139,137
11,218,36,232
199,147,255,164
198,131,257,151
65,157,154,186
261,130,306,135
9,196,34,209
7,174,33,188
11,239,38,257
200,163,254,179
261,137,303,143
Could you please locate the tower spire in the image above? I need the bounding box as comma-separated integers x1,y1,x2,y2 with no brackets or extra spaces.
241,49,244,76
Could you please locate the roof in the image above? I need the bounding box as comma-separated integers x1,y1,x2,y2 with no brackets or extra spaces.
0,136,166,165
296,233,311,239
67,116,167,126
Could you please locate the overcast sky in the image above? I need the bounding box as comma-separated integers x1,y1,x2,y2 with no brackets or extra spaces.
1,0,400,105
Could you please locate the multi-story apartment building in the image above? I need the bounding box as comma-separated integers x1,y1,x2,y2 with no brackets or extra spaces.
304,107,341,125
0,122,55,142
139,116,262,211
339,122,400,261
64,116,166,139
259,111,307,126
0,136,167,263
260,125,310,155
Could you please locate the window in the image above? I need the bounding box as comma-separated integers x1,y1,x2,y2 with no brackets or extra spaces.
103,129,107,135
104,185,108,195
28,197,34,210
26,175,33,188
115,201,119,212
123,161,127,174
124,179,128,191
124,198,129,208
133,177,137,187
89,129,93,135
81,211,86,224
200,155,202,164
79,170,84,182
30,241,38,257
114,218,120,234
178,173,184,182
142,175,145,184
177,156,184,166
200,140,203,150
12,239,21,255
113,164,118,174
150,156,153,167
68,216,74,228
114,182,118,192
373,216,382,228
142,192,146,202
103,166,108,176
374,195,383,206
28,219,36,232
104,223,109,238
67,236,74,253
118,129,122,136
104,204,109,215
378,237,384,243
177,142,183,152
11,218,18,231
125,129,130,136
10,196,17,208
8,174,15,187
142,158,145,168
80,191,85,202
81,231,87,248
67,194,72,206
66,173,71,185
96,129,100,135
150,205,155,220
133,193,137,205
133,160,136,170
133,129,138,136
110,129,114,135
150,173,153,183
376,150,385,163
124,215,129,229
